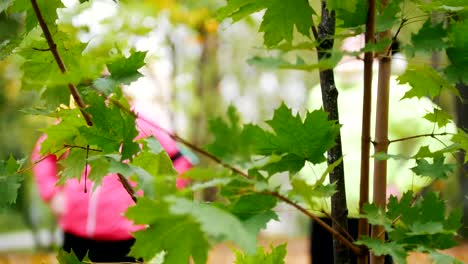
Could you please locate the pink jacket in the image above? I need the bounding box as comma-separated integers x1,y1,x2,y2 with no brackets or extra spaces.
32,111,192,241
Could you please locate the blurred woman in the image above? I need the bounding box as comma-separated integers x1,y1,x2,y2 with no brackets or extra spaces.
31,104,192,262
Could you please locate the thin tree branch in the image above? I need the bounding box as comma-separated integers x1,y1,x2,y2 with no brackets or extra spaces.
18,147,67,174
270,191,365,256
388,132,452,144
30,0,93,127
322,210,355,242
106,94,364,253
107,96,252,180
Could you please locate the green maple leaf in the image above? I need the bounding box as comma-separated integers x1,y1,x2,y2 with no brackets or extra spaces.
407,222,445,236
260,153,305,175
106,51,147,85
41,108,85,154
411,20,448,51
359,38,393,54
169,197,257,254
125,197,209,263
266,103,340,164
423,108,452,128
58,148,86,183
452,129,468,163
206,105,263,165
19,43,61,90
0,9,22,59
207,104,340,175
419,192,446,222
429,250,464,264
259,0,315,47
361,203,394,231
125,197,169,224
9,0,64,33
130,219,209,263
355,238,407,264
335,0,367,28
79,92,139,160
0,35,22,60
228,194,278,234
411,156,455,180
386,191,461,250
56,249,90,264
373,152,409,160
18,30,102,91
412,145,459,160
234,244,287,264
181,167,231,181
326,0,357,12
247,52,342,71
386,191,416,222
0,0,14,12
445,19,468,84
398,65,458,100
131,149,177,199
289,159,340,205
445,49,468,84
375,0,403,32
86,155,110,186
40,84,71,110
216,0,266,22
0,156,24,209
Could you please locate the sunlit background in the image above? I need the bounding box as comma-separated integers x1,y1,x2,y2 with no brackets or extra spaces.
0,0,465,263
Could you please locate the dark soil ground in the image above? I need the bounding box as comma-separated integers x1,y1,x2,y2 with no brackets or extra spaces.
1,236,467,263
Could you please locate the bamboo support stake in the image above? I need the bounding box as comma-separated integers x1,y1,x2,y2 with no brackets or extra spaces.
358,0,376,263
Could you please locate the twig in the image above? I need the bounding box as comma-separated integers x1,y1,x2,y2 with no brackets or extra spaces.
30,0,93,127
63,144,102,152
375,190,424,239
269,191,365,256
117,173,137,203
388,132,452,144
386,18,406,56
32,47,50,51
84,145,89,193
311,25,319,41
17,147,67,174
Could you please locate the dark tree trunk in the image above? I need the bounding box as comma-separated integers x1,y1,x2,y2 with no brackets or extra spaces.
456,83,468,239
317,1,350,263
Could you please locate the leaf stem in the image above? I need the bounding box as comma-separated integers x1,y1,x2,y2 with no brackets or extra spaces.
30,0,93,127
388,132,452,144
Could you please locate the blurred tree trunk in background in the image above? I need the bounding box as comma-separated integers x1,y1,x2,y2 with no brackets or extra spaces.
193,25,221,201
